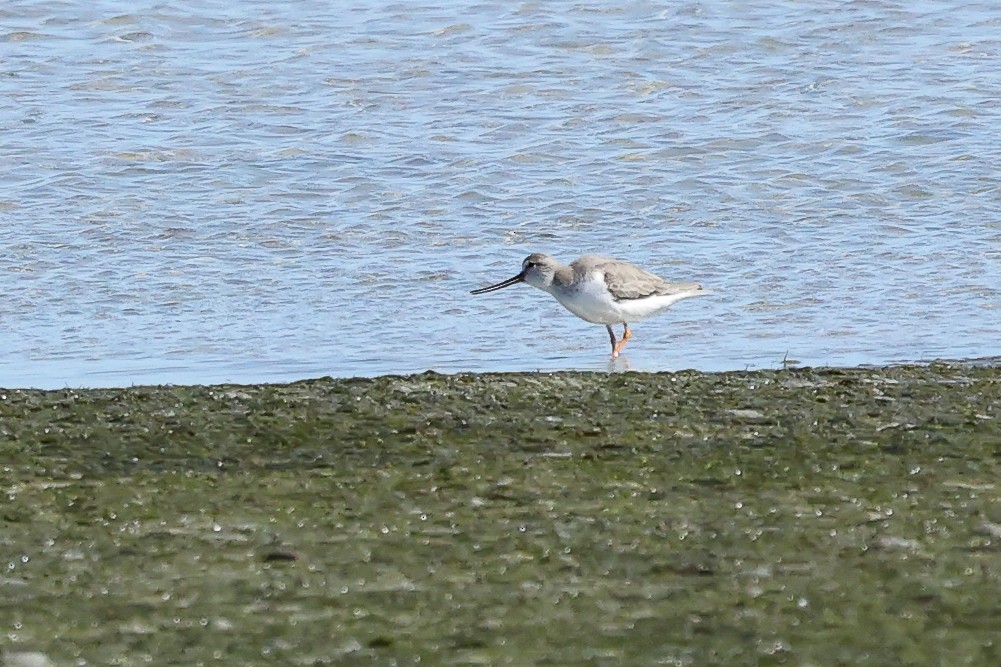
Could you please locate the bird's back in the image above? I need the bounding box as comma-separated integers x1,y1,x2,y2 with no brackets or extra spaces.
571,256,706,302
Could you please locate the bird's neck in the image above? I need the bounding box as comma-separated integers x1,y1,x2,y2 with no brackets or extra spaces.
550,265,575,291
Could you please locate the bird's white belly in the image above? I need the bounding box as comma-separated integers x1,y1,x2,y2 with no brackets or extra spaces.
550,278,625,324
550,276,697,324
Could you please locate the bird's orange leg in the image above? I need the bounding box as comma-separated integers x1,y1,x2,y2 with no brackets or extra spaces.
611,324,632,358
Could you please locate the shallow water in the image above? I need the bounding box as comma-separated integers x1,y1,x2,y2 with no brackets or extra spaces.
2,0,1000,387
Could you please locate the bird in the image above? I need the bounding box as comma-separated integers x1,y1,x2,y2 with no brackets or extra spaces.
471,253,709,357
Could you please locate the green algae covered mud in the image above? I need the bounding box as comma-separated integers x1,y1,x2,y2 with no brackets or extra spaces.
2,364,1001,666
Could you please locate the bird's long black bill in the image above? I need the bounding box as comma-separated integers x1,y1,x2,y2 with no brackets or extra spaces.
470,272,524,295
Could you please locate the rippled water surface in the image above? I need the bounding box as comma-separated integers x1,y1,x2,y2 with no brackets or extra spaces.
2,0,999,387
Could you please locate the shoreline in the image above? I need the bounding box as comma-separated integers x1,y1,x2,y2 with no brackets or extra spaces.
4,362,1001,664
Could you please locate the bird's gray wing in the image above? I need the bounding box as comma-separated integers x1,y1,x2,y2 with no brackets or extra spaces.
600,261,703,301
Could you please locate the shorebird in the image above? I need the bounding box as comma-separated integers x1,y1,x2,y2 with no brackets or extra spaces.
471,253,709,357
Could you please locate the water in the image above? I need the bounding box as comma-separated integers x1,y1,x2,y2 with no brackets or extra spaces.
1,0,999,388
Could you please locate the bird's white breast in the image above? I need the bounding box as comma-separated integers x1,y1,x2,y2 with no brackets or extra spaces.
549,272,622,324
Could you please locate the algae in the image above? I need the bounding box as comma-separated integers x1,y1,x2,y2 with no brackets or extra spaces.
2,364,1001,665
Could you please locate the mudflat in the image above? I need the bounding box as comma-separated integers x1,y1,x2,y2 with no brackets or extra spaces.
3,364,1000,665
